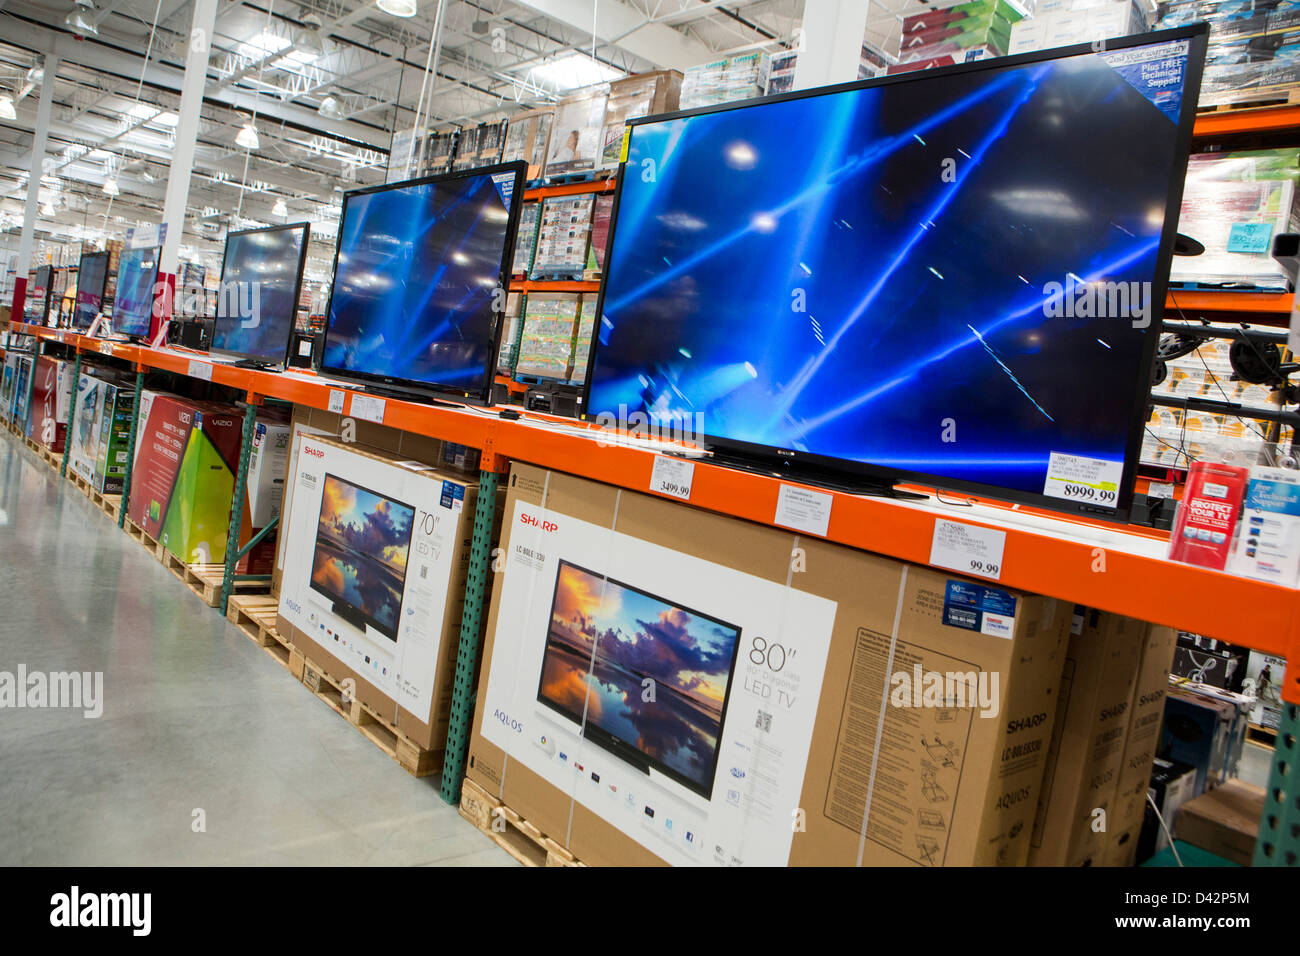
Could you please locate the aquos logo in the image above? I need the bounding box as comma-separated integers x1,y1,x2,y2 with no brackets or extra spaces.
519,512,558,533
304,446,326,459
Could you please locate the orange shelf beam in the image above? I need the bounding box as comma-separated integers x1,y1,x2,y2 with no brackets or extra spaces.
1193,103,1300,139
16,320,1300,675
508,280,600,294
1166,289,1293,315
522,178,616,202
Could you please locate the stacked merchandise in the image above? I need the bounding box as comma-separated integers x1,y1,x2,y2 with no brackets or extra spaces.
584,194,614,280
25,354,73,451
1171,632,1250,691
451,120,508,171
0,351,21,423
1172,777,1266,864
499,107,554,180
530,194,596,280
1157,0,1300,106
679,53,771,108
469,463,1074,866
545,87,609,179
10,353,33,428
102,239,123,318
1243,651,1287,728
511,203,542,278
234,414,292,575
1009,0,1148,54
421,128,460,176
1027,608,1151,866
495,292,525,377
1160,679,1253,793
889,0,1027,74
1171,149,1300,291
513,293,584,382
597,72,681,169
767,44,894,96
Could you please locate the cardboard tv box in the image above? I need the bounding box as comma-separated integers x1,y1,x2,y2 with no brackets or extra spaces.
26,355,72,451
67,370,106,483
128,391,243,562
276,434,481,753
1173,777,1264,865
92,376,137,495
234,416,291,575
1027,608,1149,866
1101,623,1180,866
466,463,1071,867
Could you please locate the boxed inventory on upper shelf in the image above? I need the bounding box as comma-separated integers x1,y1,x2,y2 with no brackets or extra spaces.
680,53,770,108
1009,0,1149,53
1157,0,1300,104
890,0,1027,73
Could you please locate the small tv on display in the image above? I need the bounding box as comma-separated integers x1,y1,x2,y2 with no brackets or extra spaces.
211,222,311,367
321,162,527,403
112,246,160,340
25,265,52,324
74,252,109,331
309,474,415,642
537,560,742,799
584,27,1209,522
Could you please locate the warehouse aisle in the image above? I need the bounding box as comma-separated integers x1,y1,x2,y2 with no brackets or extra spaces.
0,431,512,866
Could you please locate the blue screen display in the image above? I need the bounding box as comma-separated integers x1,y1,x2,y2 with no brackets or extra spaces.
74,253,108,331
112,246,159,338
588,38,1198,509
323,168,521,395
212,224,308,363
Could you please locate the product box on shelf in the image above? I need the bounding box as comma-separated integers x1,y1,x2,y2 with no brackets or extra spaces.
466,463,1071,867
598,71,682,168
276,435,484,753
11,354,33,427
1171,632,1250,692
1028,608,1150,867
1100,623,1180,866
1008,1,1148,53
128,391,243,562
531,194,595,279
514,293,581,382
234,416,291,575
545,87,609,179
680,53,770,108
25,354,73,452
1160,686,1238,794
1244,650,1286,728
511,203,542,278
1226,465,1300,587
68,370,108,483
91,376,136,495
500,107,554,181
1173,777,1264,864
1137,756,1199,859
0,351,18,422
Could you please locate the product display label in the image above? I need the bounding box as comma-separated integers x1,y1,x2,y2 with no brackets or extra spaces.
774,484,832,536
481,501,838,866
349,394,385,424
649,455,694,501
328,389,345,414
929,519,1005,581
1042,451,1122,507
941,580,1017,638
186,360,212,381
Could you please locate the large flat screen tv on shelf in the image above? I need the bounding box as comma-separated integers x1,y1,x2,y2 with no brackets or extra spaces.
74,251,109,331
308,473,416,642
111,245,160,340
583,27,1209,522
211,222,311,368
321,162,527,404
536,560,743,799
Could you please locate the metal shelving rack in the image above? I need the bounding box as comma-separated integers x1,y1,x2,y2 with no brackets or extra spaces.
4,121,1300,864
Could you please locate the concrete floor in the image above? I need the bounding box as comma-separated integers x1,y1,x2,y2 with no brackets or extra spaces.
0,428,513,866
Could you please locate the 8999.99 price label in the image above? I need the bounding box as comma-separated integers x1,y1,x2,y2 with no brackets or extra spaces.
1043,451,1123,508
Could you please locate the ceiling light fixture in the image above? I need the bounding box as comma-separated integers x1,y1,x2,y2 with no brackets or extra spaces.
376,0,417,18
102,178,119,196
235,122,260,150
318,94,343,119
298,14,327,57
272,197,288,217
65,0,98,37
0,94,15,120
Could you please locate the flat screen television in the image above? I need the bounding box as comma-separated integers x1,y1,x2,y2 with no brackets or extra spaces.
321,161,527,403
308,473,415,641
74,252,109,331
112,245,160,340
211,222,311,367
536,560,742,798
24,265,52,324
583,27,1209,522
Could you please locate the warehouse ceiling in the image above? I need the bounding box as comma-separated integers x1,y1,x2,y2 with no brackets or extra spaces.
0,0,981,280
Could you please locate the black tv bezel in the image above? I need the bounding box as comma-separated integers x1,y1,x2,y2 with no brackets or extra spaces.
307,471,416,644
111,244,161,341
580,25,1210,524
210,221,312,368
535,558,744,800
319,161,528,405
26,264,52,324
73,251,110,331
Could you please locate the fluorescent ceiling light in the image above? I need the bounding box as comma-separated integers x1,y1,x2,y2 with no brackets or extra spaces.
0,94,14,120
235,122,260,150
272,197,288,217
525,52,623,91
319,95,343,119
376,0,417,18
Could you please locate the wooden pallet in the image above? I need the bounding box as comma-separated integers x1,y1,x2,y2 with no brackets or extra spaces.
1248,722,1279,747
458,778,583,867
65,468,122,521
124,518,165,560
226,593,293,671
289,649,442,778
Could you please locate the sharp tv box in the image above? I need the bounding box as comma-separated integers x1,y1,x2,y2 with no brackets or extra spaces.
74,251,109,331
308,473,416,642
211,222,311,368
321,162,527,404
111,245,160,340
536,560,743,799
584,27,1209,522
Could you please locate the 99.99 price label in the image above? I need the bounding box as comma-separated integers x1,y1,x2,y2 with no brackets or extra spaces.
929,519,1006,581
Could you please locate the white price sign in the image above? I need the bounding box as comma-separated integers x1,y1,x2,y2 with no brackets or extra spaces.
349,394,385,423
774,484,833,537
98,342,114,356
328,389,345,414
1042,451,1122,507
186,359,213,381
649,455,694,501
929,519,1006,581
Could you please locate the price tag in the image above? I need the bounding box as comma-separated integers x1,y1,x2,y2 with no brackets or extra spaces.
350,394,385,423
328,390,345,414
774,484,833,537
1147,481,1175,500
186,360,213,381
98,342,114,356
930,519,1006,581
649,455,694,501
1042,451,1122,507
